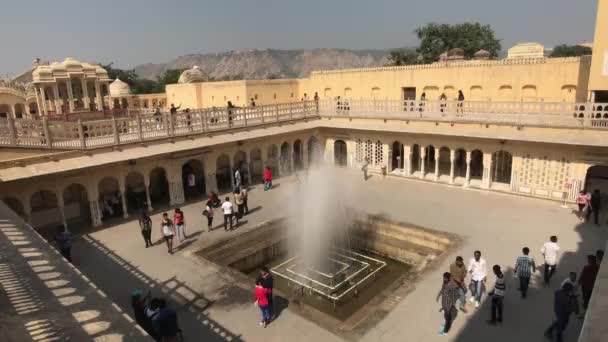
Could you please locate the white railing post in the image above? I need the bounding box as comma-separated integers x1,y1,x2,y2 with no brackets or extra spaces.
42,117,52,148
112,117,120,144
77,119,86,149
7,115,17,146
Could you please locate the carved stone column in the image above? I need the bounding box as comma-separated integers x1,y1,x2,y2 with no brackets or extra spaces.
434,152,440,182
481,152,493,189
449,149,456,184
420,147,426,179
464,151,472,187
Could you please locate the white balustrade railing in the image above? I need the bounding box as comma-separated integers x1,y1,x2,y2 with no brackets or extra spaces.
1,99,607,150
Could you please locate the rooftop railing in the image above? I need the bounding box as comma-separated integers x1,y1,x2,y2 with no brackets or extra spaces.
0,101,318,149
1,99,607,150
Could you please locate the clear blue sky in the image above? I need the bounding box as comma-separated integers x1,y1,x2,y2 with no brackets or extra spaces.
0,0,598,77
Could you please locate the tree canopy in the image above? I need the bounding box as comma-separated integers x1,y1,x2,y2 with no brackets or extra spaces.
549,44,592,58
101,63,185,94
388,22,501,66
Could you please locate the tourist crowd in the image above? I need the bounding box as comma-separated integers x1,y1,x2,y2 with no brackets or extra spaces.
436,236,604,342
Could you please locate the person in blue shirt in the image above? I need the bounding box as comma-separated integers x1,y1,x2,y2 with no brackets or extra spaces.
54,226,72,262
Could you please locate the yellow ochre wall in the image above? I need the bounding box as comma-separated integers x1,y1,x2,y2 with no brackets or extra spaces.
588,0,608,93
301,57,591,103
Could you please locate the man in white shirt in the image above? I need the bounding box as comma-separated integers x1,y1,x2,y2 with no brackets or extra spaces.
541,236,560,285
221,197,234,231
467,250,487,307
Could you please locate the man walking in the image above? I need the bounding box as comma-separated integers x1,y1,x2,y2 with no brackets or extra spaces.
487,265,506,325
222,196,234,231
436,272,459,336
590,189,601,226
467,250,487,308
579,254,599,311
541,236,560,285
257,266,274,319
449,256,468,312
515,247,536,298
544,283,577,342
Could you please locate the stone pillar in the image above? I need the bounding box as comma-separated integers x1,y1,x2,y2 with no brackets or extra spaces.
481,152,493,189
34,86,42,117
118,177,129,219
289,144,295,173
66,78,75,112
89,200,102,227
168,163,185,206
303,142,309,169
245,154,253,185
449,150,456,184
204,155,219,193
464,151,472,187
81,77,90,110
39,86,48,116
143,172,153,212
404,145,412,175
52,83,62,114
95,80,102,111
420,147,426,179
434,152,440,182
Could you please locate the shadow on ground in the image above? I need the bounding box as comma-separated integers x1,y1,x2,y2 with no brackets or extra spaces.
74,234,244,342
453,221,606,342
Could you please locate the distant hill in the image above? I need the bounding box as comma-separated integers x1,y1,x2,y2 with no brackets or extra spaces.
133,48,394,80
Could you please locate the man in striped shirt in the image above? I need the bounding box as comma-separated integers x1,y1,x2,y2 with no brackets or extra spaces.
514,247,536,298
487,265,506,325
436,272,460,336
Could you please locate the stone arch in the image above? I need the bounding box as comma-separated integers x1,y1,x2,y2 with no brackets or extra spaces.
113,98,121,109
561,85,577,102
250,148,264,183
391,141,404,171
324,88,332,98
522,85,537,101
411,144,421,172
344,87,352,98
454,148,467,178
422,86,439,100
266,145,279,176
469,86,483,100
125,171,146,213
585,165,608,194
14,103,26,119
438,147,451,176
280,142,292,175
334,140,347,167
491,150,513,184
425,145,436,174
121,98,129,109
293,140,304,170
63,183,91,230
28,102,38,116
182,159,206,200
216,154,232,192
0,104,10,118
498,85,513,100
470,149,484,180
99,176,123,219
3,197,24,217
443,86,456,99
149,167,170,207
30,190,62,237
371,87,381,99
307,136,321,167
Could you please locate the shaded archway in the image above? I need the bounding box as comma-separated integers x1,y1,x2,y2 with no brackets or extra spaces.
30,190,62,238
585,165,608,194
250,148,264,183
280,142,292,175
307,136,321,167
266,145,279,176
3,197,24,217
454,149,467,178
125,171,146,213
63,183,91,230
425,145,436,174
183,159,206,200
438,147,451,176
411,144,421,172
216,154,232,192
99,177,122,219
334,140,347,167
491,150,513,184
470,150,484,180
293,140,303,170
391,141,404,171
234,151,248,186
149,168,170,207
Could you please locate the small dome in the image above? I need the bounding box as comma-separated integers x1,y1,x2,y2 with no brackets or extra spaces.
473,49,491,60
63,57,82,68
178,65,208,84
109,78,131,97
33,66,52,76
447,48,465,57
51,62,66,71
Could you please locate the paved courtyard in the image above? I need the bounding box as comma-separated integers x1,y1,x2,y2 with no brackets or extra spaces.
70,169,607,342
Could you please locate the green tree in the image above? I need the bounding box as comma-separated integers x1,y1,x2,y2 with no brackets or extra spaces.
387,48,421,66
414,23,501,63
549,44,592,58
157,69,184,86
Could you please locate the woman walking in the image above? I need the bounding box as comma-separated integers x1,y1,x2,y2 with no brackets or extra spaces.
254,279,271,328
234,188,244,223
203,200,214,232
139,210,153,248
160,213,175,254
174,208,186,242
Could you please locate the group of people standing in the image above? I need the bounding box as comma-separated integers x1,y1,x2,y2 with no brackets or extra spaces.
577,189,603,225
436,237,604,342
138,208,187,255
